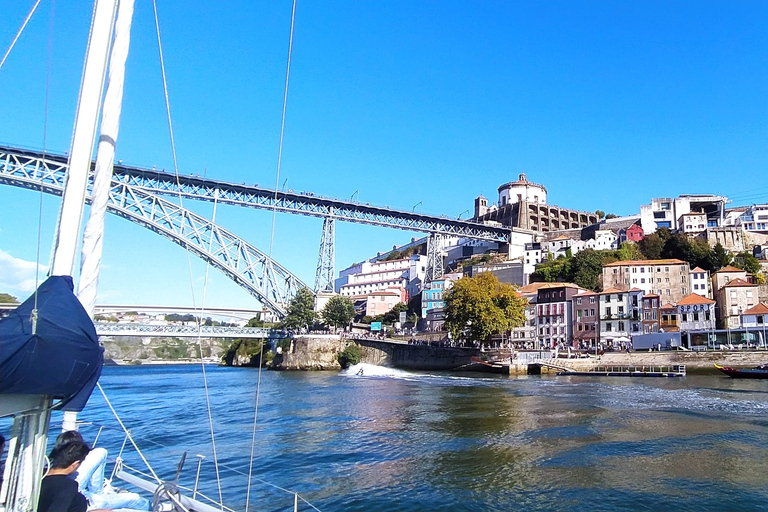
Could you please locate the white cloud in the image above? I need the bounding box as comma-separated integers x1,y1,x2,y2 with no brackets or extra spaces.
0,249,48,299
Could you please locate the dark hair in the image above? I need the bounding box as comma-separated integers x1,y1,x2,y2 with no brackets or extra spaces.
54,431,84,449
50,440,90,469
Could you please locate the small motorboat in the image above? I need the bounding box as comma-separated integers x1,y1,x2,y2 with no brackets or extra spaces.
465,356,510,374
714,363,768,379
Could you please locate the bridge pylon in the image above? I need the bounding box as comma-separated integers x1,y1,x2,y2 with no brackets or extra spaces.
425,233,444,283
315,215,335,293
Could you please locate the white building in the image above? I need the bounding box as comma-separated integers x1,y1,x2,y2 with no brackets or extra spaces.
639,194,727,234
735,204,768,233
585,230,618,251
678,212,707,235
335,255,427,301
690,267,711,298
598,288,631,347
497,172,547,207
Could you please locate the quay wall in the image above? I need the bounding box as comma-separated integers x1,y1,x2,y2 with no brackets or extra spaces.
527,350,768,375
269,334,768,373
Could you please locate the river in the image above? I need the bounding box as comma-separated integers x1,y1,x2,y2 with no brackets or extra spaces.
37,364,768,511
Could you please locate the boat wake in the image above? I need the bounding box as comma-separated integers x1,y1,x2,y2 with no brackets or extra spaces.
341,363,410,378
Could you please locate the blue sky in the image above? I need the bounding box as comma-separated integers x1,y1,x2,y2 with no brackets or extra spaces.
1,1,767,309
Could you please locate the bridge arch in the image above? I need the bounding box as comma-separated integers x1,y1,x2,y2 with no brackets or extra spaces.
0,154,310,317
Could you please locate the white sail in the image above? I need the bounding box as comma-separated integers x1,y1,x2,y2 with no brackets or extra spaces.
79,0,136,317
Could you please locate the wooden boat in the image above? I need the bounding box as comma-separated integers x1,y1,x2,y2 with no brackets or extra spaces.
466,356,510,374
714,363,768,379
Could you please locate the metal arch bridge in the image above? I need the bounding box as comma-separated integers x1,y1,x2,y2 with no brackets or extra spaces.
0,145,510,242
0,144,512,305
0,148,308,317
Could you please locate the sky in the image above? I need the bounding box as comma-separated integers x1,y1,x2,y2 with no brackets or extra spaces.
1,0,767,310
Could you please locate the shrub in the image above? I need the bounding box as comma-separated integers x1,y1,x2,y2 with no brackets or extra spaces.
337,343,362,369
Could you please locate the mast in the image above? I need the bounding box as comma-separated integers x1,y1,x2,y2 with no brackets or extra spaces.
1,3,119,511
50,0,119,278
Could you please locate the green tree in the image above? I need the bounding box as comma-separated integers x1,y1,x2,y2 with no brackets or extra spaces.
383,302,408,324
595,210,605,219
569,249,604,291
639,232,663,259
615,241,643,261
605,213,617,219
221,339,267,366
443,272,527,343
322,295,355,330
530,256,571,283
281,287,317,331
733,251,761,274
0,293,18,303
709,242,732,271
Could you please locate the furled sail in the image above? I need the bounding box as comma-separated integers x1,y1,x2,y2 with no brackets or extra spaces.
0,275,103,411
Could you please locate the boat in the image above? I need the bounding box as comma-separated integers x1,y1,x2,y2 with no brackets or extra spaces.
0,1,310,511
465,355,511,374
714,363,768,379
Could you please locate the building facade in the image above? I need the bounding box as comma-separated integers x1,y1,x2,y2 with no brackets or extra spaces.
676,293,716,332
602,259,691,303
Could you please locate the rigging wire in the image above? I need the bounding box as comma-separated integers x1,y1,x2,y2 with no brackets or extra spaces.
32,0,57,334
248,2,298,510
150,1,225,508
0,0,43,72
268,0,297,260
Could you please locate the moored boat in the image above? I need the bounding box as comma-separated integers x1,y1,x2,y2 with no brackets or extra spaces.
465,356,511,374
714,363,768,379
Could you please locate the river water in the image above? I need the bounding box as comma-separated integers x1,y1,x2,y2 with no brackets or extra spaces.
44,364,768,512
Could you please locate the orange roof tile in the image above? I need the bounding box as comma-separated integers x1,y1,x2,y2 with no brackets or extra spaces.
744,303,768,315
603,259,687,266
676,293,716,305
600,287,626,294
691,267,707,273
723,278,756,288
716,265,745,273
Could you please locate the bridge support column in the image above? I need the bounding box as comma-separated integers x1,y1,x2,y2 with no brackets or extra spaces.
425,233,444,283
315,216,335,293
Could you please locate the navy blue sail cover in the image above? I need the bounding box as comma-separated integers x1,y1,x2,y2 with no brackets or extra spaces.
0,276,103,411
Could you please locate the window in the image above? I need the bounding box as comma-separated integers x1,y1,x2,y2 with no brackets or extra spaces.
590,309,596,316
632,279,638,284
657,278,661,283
618,321,625,331
758,316,764,325
590,297,596,304
641,268,645,273
641,278,646,284
606,307,612,316
606,323,613,331
617,294,623,301
613,269,617,274
654,212,666,219
577,310,583,318
693,312,699,321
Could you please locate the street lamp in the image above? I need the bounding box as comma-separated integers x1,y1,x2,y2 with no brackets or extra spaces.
351,189,359,202
412,201,422,212
457,209,469,220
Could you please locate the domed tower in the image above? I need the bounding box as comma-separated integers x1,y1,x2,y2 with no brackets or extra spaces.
497,173,547,206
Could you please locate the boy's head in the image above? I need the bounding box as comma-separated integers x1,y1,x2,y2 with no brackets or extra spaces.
54,430,84,449
50,440,90,473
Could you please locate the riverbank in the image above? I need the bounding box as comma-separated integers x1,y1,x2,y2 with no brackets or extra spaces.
521,350,768,375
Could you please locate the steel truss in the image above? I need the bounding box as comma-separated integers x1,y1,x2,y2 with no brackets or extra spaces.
315,215,335,293
94,322,284,338
0,150,309,317
0,145,511,242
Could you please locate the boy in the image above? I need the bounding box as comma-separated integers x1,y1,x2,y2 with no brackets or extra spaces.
38,441,109,512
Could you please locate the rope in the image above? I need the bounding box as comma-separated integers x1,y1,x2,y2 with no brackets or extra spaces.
151,1,224,507
32,0,57,334
249,2,297,509
0,0,42,72
268,0,297,260
97,382,162,484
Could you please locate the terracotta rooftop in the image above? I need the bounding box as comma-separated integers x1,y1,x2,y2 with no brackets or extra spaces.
723,278,756,288
677,293,716,305
691,267,707,273
600,287,626,294
603,259,686,267
716,265,745,273
744,302,768,315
